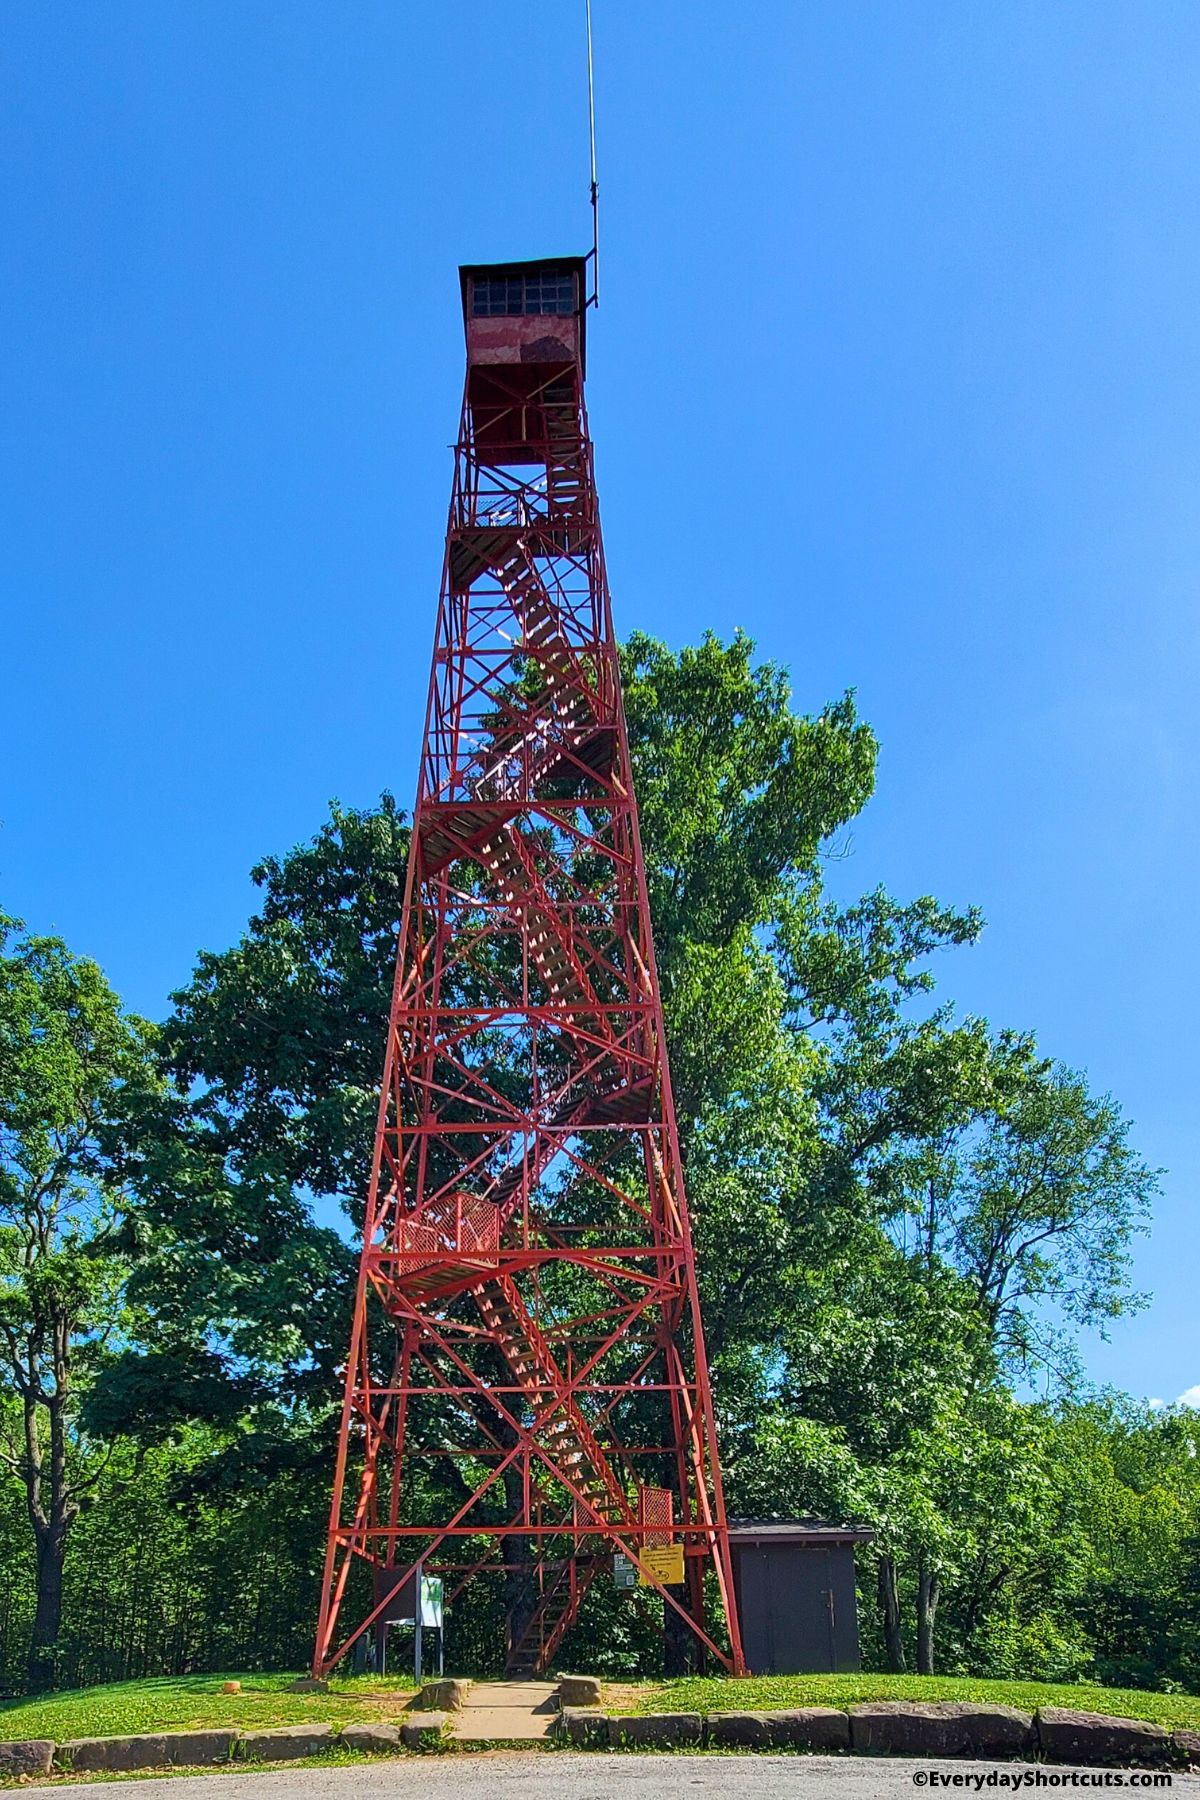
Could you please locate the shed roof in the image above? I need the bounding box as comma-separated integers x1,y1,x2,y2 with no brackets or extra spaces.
728,1518,874,1547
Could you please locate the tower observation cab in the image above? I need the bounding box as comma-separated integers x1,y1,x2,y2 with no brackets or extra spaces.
460,257,588,465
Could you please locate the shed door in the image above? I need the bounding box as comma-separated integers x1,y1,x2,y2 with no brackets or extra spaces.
767,1544,836,1674
737,1546,851,1675
736,1547,775,1675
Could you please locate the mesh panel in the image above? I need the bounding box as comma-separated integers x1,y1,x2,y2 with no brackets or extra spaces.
396,1194,500,1267
639,1485,674,1548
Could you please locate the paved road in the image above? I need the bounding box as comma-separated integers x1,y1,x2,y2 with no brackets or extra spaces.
27,1758,1200,1800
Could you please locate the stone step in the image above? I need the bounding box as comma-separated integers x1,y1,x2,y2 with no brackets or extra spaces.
450,1680,558,1743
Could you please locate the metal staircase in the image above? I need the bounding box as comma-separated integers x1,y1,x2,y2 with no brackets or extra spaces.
506,1554,602,1678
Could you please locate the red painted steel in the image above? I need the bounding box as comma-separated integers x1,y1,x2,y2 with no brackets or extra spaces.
312,260,745,1679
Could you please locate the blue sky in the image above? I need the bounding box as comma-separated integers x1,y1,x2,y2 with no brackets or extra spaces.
3,2,1197,1407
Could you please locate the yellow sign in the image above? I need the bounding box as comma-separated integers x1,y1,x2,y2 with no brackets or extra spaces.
637,1544,685,1587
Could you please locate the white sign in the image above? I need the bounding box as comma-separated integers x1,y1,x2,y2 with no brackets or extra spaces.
419,1574,444,1627
612,1553,637,1590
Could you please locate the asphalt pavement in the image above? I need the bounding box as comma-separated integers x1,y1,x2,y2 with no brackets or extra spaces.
26,1757,1200,1800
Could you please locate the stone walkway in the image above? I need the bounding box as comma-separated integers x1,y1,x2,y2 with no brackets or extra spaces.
450,1681,558,1743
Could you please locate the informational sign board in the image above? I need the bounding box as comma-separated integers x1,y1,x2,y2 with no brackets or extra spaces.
418,1575,444,1628
638,1544,685,1587
612,1553,637,1590
376,1569,444,1626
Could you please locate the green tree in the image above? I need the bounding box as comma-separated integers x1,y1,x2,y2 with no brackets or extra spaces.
0,913,149,1690
818,1013,1160,1672
94,802,400,1429
105,631,1160,1688
864,1048,1160,1673
1049,1397,1200,1690
940,1067,1158,1378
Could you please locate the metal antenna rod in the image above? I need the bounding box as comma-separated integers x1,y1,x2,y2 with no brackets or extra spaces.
585,0,599,306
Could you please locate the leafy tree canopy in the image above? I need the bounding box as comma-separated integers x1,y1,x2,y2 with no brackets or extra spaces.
78,631,1164,1684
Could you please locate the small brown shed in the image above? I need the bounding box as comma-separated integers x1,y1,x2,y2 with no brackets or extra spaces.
729,1519,873,1676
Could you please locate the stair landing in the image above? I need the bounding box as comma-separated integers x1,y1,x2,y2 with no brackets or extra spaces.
451,1680,558,1743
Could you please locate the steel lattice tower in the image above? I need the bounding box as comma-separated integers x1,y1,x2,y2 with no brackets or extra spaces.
314,258,745,1679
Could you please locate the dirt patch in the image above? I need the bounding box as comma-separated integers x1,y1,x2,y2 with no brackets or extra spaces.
349,1690,419,1720
599,1683,655,1711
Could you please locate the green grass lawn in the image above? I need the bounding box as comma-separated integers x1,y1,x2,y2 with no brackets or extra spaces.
633,1672,1200,1730
6,1668,1200,1752
0,1673,417,1745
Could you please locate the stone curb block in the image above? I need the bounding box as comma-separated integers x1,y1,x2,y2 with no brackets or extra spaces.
0,1740,55,1778
1173,1728,1200,1768
608,1712,702,1748
706,1712,773,1747
560,1708,610,1748
59,1735,166,1773
1036,1707,1170,1765
421,1680,470,1712
158,1730,241,1766
57,1733,238,1772
850,1701,1035,1759
340,1723,402,1753
558,1675,602,1708
237,1725,335,1761
763,1707,851,1751
403,1711,450,1750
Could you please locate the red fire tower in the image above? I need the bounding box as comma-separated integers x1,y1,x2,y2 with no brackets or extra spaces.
313,257,745,1679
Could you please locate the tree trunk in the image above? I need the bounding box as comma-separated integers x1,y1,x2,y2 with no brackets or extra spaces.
501,1460,535,1674
877,1554,906,1672
916,1557,940,1676
22,1381,77,1694
26,1523,66,1693
663,1576,701,1676
662,1431,701,1677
